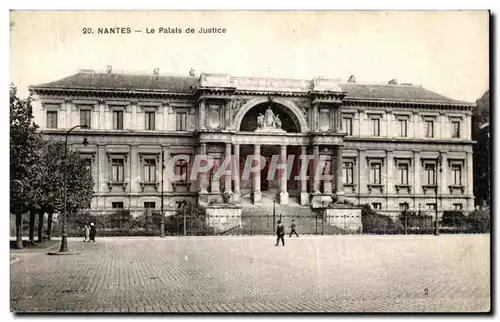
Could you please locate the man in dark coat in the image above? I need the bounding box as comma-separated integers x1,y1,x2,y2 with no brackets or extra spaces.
289,219,299,238
89,222,96,242
275,220,285,247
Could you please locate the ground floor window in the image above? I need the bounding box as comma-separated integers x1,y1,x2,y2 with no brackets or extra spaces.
112,202,124,209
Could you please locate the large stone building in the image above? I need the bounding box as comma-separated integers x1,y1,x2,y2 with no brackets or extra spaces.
30,69,475,217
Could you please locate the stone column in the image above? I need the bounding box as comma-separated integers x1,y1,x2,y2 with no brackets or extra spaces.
313,103,319,131
199,143,208,194
224,143,232,194
199,99,206,130
466,151,474,210
232,144,241,203
278,145,289,205
335,145,344,201
211,156,220,193
323,153,332,194
252,144,262,204
337,107,342,132
312,145,320,194
300,146,309,205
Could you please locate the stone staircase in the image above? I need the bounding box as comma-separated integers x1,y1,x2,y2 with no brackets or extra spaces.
220,191,345,235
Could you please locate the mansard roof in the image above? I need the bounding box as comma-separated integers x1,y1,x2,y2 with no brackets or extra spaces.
30,72,470,105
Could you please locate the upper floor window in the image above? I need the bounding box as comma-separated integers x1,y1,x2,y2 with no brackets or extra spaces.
47,111,58,129
398,119,408,137
426,203,436,210
145,111,156,130
453,203,463,210
399,202,409,211
111,159,124,182
451,164,462,185
397,163,409,185
424,164,436,185
176,112,187,131
143,159,156,183
425,120,434,138
371,118,380,136
370,163,382,184
80,110,92,129
113,110,124,130
343,162,354,184
174,159,188,182
343,117,353,136
372,203,382,210
452,121,461,138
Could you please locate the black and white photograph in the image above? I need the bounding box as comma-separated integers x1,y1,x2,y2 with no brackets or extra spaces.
9,10,490,313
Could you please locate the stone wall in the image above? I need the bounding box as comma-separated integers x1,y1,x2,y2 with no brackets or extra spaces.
205,206,242,233
325,207,362,232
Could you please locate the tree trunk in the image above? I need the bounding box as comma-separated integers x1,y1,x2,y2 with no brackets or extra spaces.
37,212,44,243
47,213,53,240
15,213,23,249
28,211,35,245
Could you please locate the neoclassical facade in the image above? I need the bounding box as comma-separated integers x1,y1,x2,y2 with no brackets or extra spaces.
30,70,475,214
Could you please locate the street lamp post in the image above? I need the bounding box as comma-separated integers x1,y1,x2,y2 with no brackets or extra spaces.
59,124,89,253
160,150,165,238
434,154,443,236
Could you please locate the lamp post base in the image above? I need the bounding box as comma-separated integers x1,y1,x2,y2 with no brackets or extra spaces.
59,235,69,253
434,223,440,236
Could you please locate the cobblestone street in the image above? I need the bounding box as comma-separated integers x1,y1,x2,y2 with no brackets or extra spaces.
10,235,490,313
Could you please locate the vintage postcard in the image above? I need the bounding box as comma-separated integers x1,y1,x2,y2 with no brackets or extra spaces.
9,10,490,313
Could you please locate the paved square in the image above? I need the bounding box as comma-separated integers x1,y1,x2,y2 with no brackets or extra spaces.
10,235,490,312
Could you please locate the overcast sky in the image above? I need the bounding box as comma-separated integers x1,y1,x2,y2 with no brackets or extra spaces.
10,10,489,102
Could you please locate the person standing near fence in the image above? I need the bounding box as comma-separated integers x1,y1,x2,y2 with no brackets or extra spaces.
89,222,96,243
275,220,285,247
289,219,299,238
83,224,90,242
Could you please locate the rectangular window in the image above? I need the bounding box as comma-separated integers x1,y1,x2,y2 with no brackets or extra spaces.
370,163,382,184
112,202,124,209
451,164,462,185
113,110,124,130
399,203,409,211
174,159,188,182
425,120,434,138
399,119,408,137
343,162,354,184
453,203,463,210
144,202,156,209
371,118,380,136
80,110,92,129
398,163,409,185
343,117,353,135
143,159,156,182
83,158,92,175
111,159,124,182
425,164,436,185
426,203,436,210
47,111,58,128
372,203,382,210
176,112,187,131
452,121,460,138
145,111,155,130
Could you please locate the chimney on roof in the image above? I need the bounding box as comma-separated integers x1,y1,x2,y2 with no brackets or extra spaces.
347,75,356,83
106,65,112,73
388,78,398,85
154,68,159,75
189,68,196,77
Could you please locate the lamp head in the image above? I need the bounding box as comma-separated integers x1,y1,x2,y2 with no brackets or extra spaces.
82,137,89,147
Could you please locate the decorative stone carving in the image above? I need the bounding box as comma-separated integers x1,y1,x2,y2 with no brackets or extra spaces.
208,105,220,129
97,99,105,104
64,98,73,103
255,106,285,133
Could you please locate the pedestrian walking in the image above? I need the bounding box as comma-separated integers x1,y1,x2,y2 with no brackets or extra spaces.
89,222,96,243
275,220,285,247
289,219,299,238
83,224,90,242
